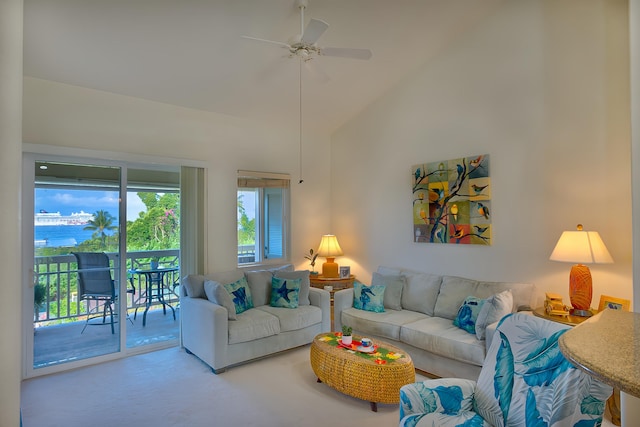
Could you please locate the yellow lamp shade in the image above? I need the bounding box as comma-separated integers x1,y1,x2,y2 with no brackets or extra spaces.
550,224,613,316
317,235,344,278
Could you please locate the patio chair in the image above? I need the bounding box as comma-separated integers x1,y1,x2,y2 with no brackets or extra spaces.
399,312,612,427
73,252,133,334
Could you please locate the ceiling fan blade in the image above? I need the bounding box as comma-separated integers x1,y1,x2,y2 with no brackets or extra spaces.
321,47,372,60
242,36,291,49
301,18,329,45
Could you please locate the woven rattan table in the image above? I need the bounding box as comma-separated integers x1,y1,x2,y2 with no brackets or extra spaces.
310,333,415,411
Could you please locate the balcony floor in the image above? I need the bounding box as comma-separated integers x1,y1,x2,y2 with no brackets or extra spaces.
33,306,180,369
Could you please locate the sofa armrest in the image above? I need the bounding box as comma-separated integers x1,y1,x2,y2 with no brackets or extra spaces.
309,287,331,332
333,288,354,332
399,378,477,421
181,296,229,371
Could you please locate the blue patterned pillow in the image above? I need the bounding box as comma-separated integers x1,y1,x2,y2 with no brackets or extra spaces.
353,281,385,313
453,296,486,334
270,277,301,309
223,276,254,314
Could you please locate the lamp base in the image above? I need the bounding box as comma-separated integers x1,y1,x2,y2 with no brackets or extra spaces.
321,257,339,278
569,263,592,312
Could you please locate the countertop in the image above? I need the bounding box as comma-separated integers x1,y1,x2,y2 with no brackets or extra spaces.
559,309,640,398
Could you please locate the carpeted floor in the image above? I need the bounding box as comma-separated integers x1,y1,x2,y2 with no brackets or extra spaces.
21,345,423,427
20,345,617,427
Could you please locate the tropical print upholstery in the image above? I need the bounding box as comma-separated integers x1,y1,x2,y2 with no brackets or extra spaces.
399,313,612,427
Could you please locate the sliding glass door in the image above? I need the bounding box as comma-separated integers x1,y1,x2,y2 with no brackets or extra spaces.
24,155,182,376
32,160,123,369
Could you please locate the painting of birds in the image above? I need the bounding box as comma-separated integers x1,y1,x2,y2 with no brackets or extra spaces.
452,225,464,239
450,204,459,221
474,225,488,235
471,184,489,195
470,155,484,168
477,202,490,219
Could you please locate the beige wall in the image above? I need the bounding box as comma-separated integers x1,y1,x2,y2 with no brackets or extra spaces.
22,77,332,273
1,0,23,425
331,0,632,309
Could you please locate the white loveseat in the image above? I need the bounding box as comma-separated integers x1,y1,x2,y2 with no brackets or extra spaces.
181,265,331,373
334,266,536,380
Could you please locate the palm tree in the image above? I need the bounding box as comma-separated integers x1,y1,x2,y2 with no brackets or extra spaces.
83,210,118,247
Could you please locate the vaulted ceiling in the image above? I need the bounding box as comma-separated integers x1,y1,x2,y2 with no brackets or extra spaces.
24,0,504,133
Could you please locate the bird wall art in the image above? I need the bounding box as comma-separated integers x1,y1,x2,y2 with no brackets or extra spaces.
412,154,491,245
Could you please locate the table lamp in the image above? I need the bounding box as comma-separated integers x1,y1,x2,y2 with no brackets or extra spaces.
317,234,344,278
549,224,613,316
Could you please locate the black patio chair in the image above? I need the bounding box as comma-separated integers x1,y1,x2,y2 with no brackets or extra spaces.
73,252,134,334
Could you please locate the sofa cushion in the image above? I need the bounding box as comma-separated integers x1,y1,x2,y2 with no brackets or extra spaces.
273,270,311,306
228,309,280,344
401,272,442,316
475,289,513,340
434,276,528,321
245,270,273,307
183,269,246,299
452,296,486,334
223,276,254,314
401,317,487,366
341,307,429,341
371,272,404,311
257,304,322,332
204,280,237,320
270,276,301,308
353,281,385,313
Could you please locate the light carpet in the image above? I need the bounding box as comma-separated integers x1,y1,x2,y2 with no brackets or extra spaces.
20,345,617,427
21,345,425,427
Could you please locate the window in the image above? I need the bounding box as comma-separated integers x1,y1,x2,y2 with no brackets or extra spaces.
237,171,290,265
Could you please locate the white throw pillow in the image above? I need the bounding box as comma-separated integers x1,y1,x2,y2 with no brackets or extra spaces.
371,272,404,311
204,280,237,320
475,289,513,340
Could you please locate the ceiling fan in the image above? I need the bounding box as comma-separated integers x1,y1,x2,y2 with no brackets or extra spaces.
242,0,373,65
243,0,372,184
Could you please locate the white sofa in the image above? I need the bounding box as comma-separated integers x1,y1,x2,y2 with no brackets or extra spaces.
334,266,536,380
181,265,331,373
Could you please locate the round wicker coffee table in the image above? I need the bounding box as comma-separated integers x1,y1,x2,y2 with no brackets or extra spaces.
310,332,415,411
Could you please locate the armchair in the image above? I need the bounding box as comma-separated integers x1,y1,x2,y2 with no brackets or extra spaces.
399,313,612,427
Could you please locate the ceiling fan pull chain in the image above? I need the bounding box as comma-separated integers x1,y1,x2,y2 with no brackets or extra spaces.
299,55,304,184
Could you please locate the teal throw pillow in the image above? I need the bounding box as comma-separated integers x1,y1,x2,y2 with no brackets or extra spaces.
353,281,385,313
270,277,301,309
223,276,254,314
453,296,486,334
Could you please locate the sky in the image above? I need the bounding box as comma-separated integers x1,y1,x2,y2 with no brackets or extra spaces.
35,188,147,220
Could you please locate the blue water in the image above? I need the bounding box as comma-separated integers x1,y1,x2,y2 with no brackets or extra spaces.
35,225,106,247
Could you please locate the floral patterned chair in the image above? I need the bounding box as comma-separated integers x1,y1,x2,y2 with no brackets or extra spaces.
399,312,612,427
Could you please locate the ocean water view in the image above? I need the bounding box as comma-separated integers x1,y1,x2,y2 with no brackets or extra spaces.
35,225,102,247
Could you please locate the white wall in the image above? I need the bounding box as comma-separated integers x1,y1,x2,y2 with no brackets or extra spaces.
1,0,23,425
331,0,632,309
22,77,331,273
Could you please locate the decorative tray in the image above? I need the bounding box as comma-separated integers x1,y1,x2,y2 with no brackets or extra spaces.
338,340,378,353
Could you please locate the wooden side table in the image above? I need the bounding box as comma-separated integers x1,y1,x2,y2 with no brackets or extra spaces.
534,306,620,426
309,274,355,291
309,274,355,330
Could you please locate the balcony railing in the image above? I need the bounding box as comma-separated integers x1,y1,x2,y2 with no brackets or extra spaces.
34,250,180,325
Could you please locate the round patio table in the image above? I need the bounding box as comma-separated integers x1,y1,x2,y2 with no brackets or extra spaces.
310,332,415,411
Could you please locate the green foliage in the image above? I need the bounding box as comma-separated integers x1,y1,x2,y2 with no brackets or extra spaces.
127,192,180,251
83,209,118,248
237,194,255,245
342,325,352,336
